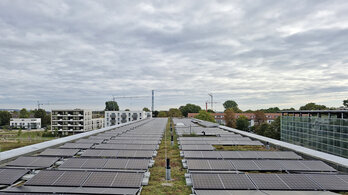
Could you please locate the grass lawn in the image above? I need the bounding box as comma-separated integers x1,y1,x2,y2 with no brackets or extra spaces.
141,118,192,195
0,130,57,152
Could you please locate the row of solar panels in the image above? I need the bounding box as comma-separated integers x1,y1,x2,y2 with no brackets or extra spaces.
191,173,348,191
182,151,302,159
5,156,151,170
185,159,336,172
0,118,167,195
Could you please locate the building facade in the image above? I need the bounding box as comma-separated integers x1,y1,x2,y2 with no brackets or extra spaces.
92,118,104,130
51,109,93,132
281,110,348,158
188,112,281,126
10,118,41,129
105,111,151,127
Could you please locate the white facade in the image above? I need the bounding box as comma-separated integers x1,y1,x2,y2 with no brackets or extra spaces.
105,111,152,127
51,109,93,132
10,118,41,130
92,118,104,130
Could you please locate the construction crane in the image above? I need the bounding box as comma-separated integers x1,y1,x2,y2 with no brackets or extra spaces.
37,101,50,110
205,100,219,111
207,93,220,111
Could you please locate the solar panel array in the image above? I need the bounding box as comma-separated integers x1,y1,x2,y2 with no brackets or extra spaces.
174,118,347,194
191,173,348,191
0,118,166,194
59,158,150,170
183,151,302,159
186,159,336,172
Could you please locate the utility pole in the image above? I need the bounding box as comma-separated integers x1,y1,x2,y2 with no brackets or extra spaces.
152,90,154,113
208,93,213,110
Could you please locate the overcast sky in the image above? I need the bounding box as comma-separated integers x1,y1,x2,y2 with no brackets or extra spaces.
0,0,347,111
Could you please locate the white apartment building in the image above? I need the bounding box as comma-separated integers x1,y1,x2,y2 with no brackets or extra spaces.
105,111,151,127
10,118,41,130
51,109,93,132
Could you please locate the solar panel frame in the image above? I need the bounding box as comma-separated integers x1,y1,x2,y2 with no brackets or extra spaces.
38,148,79,157
25,170,64,186
52,171,90,186
305,174,348,191
82,172,117,187
111,172,143,188
6,157,59,168
230,160,260,171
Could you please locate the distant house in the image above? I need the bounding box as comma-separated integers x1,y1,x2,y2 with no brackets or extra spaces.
187,112,281,126
10,118,41,130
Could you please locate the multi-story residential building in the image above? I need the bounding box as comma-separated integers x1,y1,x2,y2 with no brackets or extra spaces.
188,112,281,126
10,118,41,130
51,109,93,132
105,111,151,127
281,110,348,158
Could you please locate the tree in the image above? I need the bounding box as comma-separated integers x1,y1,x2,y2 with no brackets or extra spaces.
125,109,130,111
224,109,236,128
158,111,167,117
244,109,254,113
0,111,11,126
344,99,348,107
236,115,249,131
34,109,49,128
207,109,215,113
143,107,150,112
168,108,182,117
194,110,215,123
254,110,267,126
299,102,327,110
153,110,159,117
105,101,119,111
223,100,242,112
268,117,281,140
260,107,280,113
19,108,30,118
254,123,269,136
281,108,295,111
179,104,201,117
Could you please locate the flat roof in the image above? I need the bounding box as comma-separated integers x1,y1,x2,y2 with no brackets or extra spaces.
280,110,348,113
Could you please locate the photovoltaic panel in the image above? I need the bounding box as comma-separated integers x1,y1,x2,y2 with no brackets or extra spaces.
126,159,150,169
6,157,59,168
111,172,143,188
133,151,154,158
187,160,211,170
38,148,79,157
219,174,256,190
82,172,117,187
81,158,108,169
184,151,203,158
26,170,64,186
192,174,225,189
75,138,105,144
299,160,337,172
230,160,259,171
277,174,321,190
253,160,284,171
248,174,290,190
208,160,234,171
0,169,29,185
53,171,90,186
336,175,348,183
275,151,302,160
59,143,94,149
255,151,279,159
181,145,214,151
103,159,128,169
219,151,242,159
238,151,260,159
202,151,222,159
305,174,348,191
59,158,88,168
275,160,309,171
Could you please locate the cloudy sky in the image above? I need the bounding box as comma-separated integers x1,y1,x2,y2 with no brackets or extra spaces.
0,0,347,111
